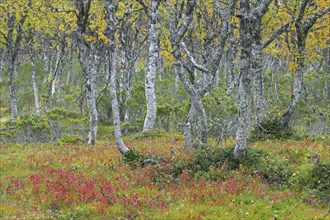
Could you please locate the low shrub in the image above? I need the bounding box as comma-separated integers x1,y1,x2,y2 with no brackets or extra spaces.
55,134,83,145
250,116,294,140
1,114,51,142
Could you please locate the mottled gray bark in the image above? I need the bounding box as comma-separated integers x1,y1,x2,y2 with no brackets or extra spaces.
65,45,74,85
251,20,265,125
183,102,196,149
124,63,134,125
75,0,99,145
143,0,159,131
45,48,63,110
280,2,330,127
234,0,272,157
106,1,130,155
8,61,18,122
175,62,208,147
109,48,130,154
86,53,99,145
227,43,238,96
29,50,41,117
0,51,4,82
4,10,28,122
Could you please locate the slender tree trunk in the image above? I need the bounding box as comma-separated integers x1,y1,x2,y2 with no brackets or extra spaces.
0,51,4,82
8,61,18,122
106,0,130,155
57,64,63,102
183,101,196,149
227,44,237,96
6,12,27,122
143,0,159,131
124,63,134,125
251,21,266,126
109,48,130,154
175,62,208,147
29,51,41,117
86,53,99,145
280,66,304,128
65,48,73,85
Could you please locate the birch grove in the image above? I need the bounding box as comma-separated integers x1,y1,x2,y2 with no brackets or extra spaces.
0,0,329,156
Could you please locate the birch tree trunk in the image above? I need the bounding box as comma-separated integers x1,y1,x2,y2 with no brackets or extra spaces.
86,52,99,145
109,47,130,154
106,0,130,155
227,43,238,96
29,50,41,117
252,27,265,125
75,0,99,145
280,2,330,128
5,11,27,122
183,102,196,149
234,0,273,157
8,61,18,122
143,0,159,131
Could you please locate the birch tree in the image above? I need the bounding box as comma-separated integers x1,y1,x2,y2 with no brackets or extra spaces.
280,1,330,128
27,46,41,117
105,0,130,154
235,0,272,157
0,0,31,122
73,0,104,145
138,0,159,131
169,0,236,148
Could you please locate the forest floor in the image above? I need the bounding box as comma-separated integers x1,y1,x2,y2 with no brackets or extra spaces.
1,132,329,219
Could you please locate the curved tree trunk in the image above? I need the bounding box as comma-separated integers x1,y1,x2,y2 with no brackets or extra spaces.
106,0,130,155
109,47,130,155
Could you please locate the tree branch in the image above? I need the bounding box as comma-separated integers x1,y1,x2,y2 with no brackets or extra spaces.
262,19,293,49
180,41,209,73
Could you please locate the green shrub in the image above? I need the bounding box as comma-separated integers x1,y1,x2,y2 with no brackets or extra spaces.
250,116,294,140
5,114,51,142
257,158,293,184
55,134,83,145
47,107,88,141
129,129,168,140
290,163,330,203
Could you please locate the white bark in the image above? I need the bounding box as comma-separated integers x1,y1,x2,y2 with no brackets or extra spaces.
143,0,159,131
110,48,130,154
106,0,130,155
29,51,41,117
8,61,18,122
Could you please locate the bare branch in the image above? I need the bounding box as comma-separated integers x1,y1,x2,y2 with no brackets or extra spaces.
262,19,293,49
180,41,209,73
